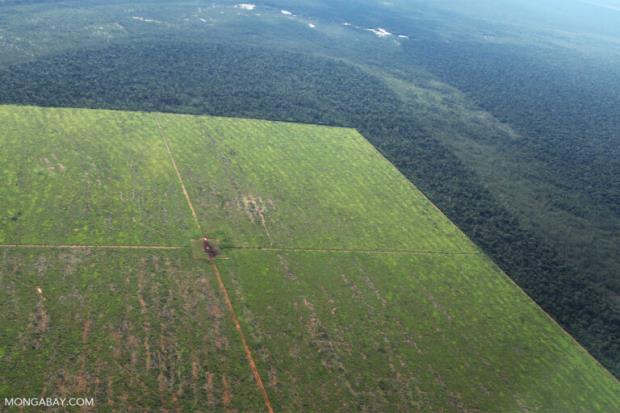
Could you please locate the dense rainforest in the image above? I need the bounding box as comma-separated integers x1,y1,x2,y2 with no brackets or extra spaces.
406,39,620,216
0,42,617,376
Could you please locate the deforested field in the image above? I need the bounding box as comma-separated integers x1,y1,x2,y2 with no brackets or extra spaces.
1,105,618,412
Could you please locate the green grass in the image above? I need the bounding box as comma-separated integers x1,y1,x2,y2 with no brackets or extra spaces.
0,104,618,412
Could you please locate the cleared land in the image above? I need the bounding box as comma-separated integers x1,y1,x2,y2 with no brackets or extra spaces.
0,105,618,412
219,251,619,412
0,106,197,246
0,248,266,412
156,113,475,252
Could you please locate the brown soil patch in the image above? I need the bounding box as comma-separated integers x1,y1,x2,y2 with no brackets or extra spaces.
205,372,215,408
111,330,122,360
82,318,91,344
106,376,114,407
268,366,278,388
222,374,232,406
40,156,66,174
191,355,200,396
238,195,275,242
76,317,91,393
31,289,49,350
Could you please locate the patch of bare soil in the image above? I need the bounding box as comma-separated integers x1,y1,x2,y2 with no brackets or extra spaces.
268,366,278,388
40,154,66,174
191,355,200,396
205,372,215,409
54,369,69,400
237,195,275,242
76,317,91,393
92,361,105,409
106,376,114,408
222,374,232,408
30,286,49,350
127,334,139,370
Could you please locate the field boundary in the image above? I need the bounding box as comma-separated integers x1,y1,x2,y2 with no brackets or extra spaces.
154,116,275,413
226,246,481,255
0,244,182,250
211,261,275,413
0,244,480,256
155,117,201,231
488,259,620,383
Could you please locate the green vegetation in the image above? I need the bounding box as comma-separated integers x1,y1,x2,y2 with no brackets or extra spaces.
1,40,616,376
0,106,196,245
1,105,618,411
0,247,266,411
219,250,618,412
157,113,474,252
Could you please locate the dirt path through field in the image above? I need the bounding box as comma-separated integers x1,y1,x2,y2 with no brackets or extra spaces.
154,116,275,413
155,117,201,230
210,261,275,413
0,244,183,250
